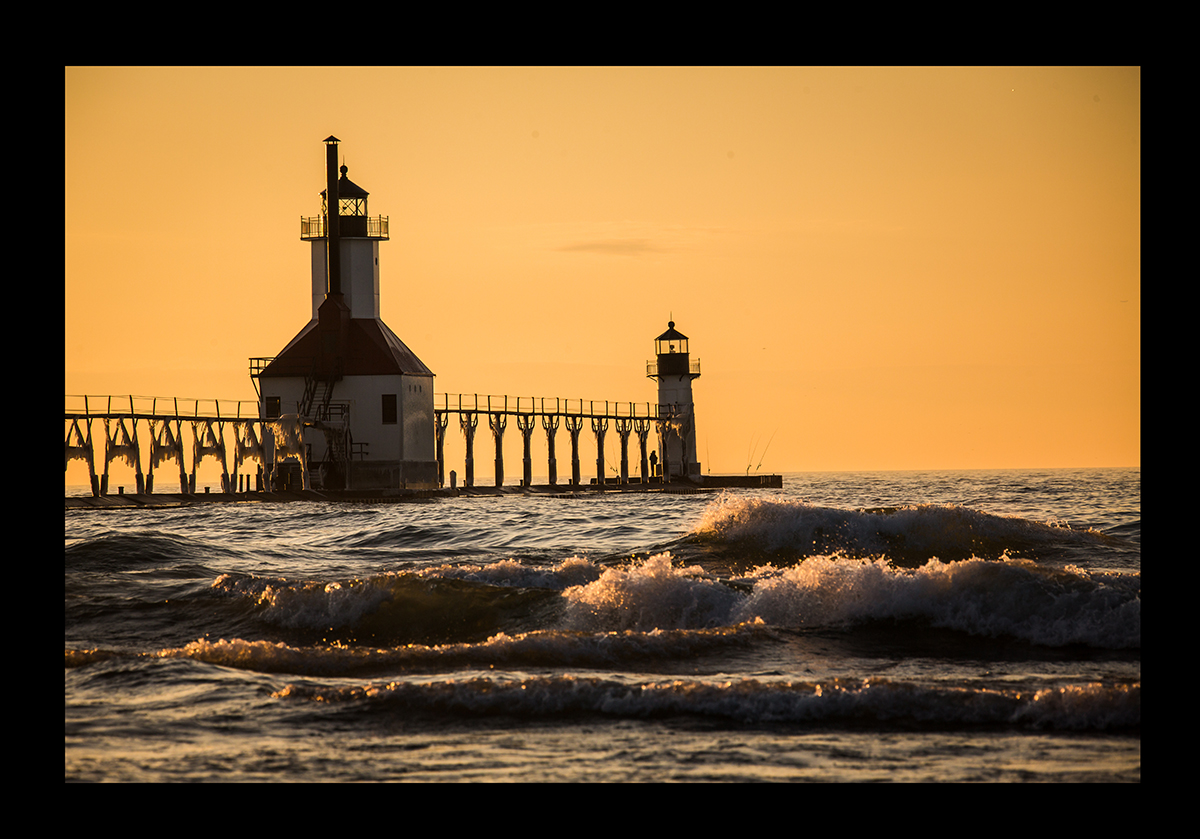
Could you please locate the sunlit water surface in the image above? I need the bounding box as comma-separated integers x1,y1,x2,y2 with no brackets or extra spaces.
66,468,1140,782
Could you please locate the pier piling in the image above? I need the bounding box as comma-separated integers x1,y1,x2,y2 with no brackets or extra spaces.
615,417,632,484
517,413,536,487
565,415,584,487
460,412,478,488
591,416,608,487
542,413,559,486
634,418,651,483
489,412,507,488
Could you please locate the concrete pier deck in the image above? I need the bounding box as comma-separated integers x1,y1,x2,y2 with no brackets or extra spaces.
65,475,781,509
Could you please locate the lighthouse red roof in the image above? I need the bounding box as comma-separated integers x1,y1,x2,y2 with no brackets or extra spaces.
258,317,434,379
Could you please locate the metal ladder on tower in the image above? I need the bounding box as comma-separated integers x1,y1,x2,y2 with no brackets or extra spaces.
300,359,340,422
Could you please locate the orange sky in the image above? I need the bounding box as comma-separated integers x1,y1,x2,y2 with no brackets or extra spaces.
65,66,1139,485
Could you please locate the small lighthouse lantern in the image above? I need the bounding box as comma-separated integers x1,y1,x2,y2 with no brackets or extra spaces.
322,165,371,237
654,321,691,372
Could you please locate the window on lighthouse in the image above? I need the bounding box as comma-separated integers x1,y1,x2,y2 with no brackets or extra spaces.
339,196,366,216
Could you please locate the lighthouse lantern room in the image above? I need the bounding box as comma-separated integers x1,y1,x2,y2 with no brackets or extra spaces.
647,320,701,479
253,136,437,491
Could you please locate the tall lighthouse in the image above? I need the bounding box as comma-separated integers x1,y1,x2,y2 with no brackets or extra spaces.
253,136,437,491
647,320,701,479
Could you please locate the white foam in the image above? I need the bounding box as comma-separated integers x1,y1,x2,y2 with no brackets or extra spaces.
561,553,742,631
729,554,1140,648
415,557,602,590
557,551,1139,648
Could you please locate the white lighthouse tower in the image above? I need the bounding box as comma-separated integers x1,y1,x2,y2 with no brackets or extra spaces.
253,136,437,490
647,320,701,479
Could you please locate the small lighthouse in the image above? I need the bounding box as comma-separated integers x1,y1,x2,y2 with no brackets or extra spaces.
253,136,437,490
647,320,701,479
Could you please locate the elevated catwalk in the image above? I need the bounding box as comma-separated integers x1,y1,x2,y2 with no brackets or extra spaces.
65,394,780,502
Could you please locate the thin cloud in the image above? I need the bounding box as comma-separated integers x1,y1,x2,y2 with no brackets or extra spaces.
554,238,665,256
550,221,729,256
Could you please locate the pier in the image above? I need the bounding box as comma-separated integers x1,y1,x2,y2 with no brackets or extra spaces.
66,139,784,507
66,393,779,503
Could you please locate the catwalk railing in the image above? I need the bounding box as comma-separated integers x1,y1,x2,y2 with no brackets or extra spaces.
64,394,667,423
434,394,660,420
299,214,389,240
65,395,261,421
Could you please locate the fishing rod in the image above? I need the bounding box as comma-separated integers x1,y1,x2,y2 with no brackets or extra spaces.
754,429,778,473
746,432,759,475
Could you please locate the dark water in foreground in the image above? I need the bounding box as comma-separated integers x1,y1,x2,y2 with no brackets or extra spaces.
65,468,1140,782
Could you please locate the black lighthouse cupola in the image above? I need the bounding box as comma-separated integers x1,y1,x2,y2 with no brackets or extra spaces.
323,163,371,237
653,321,694,375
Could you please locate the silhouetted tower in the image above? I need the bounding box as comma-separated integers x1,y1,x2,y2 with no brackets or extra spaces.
647,320,701,479
306,150,384,321
253,136,437,490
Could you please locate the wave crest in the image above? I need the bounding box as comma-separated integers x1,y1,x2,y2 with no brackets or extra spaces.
272,673,1139,731
692,495,1104,565
731,555,1140,648
562,552,1139,648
